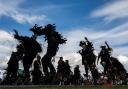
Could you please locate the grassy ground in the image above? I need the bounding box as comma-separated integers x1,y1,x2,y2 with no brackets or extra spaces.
0,85,128,89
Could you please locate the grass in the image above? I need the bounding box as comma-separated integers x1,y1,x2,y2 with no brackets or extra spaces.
0,85,128,89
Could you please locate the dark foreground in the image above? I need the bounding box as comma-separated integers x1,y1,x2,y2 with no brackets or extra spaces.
0,85,128,89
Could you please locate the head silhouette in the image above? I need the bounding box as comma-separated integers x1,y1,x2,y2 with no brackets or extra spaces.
44,24,56,31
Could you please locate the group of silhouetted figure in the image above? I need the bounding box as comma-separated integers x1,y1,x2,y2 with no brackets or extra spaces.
0,24,128,85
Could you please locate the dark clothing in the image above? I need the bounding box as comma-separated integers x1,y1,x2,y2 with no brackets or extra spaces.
32,60,42,84
7,51,23,76
74,67,80,80
111,57,126,73
64,63,71,77
57,60,65,74
14,34,42,79
86,41,94,53
73,66,81,85
91,68,100,85
41,55,56,75
98,48,111,74
78,39,96,79
41,30,66,76
32,60,42,76
98,49,110,63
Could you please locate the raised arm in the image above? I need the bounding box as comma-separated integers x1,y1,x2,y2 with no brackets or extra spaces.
105,41,113,52
13,29,20,40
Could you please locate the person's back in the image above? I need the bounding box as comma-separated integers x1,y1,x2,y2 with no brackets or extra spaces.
64,60,71,76
32,60,42,76
32,55,42,84
101,49,110,62
98,47,110,63
7,52,19,74
86,42,94,54
57,57,65,74
74,65,80,79
32,55,42,74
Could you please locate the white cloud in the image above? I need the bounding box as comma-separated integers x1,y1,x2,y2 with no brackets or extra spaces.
0,0,128,75
0,30,16,69
118,55,128,64
0,26,128,74
0,30,14,41
0,0,47,24
55,22,128,73
56,52,128,74
0,24,128,73
59,22,128,56
11,13,46,24
91,0,128,22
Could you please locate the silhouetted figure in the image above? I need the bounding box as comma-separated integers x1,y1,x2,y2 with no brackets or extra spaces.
78,37,96,79
55,58,72,85
13,30,42,83
32,55,42,85
65,60,71,76
57,57,65,73
90,64,100,85
97,42,112,74
56,57,65,85
110,57,127,84
8,45,24,76
1,45,24,85
111,57,126,75
63,60,72,85
30,24,67,76
73,65,81,85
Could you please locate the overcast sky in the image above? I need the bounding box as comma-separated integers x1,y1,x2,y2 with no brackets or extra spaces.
0,0,128,72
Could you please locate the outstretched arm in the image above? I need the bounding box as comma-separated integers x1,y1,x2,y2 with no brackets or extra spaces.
105,41,110,49
85,37,93,47
13,29,25,42
105,41,113,52
13,29,20,39
85,37,90,43
30,24,43,36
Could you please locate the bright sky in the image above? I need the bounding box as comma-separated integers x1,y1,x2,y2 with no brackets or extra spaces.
0,0,128,72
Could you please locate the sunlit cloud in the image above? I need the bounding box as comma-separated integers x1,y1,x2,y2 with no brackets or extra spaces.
0,24,128,73
91,0,128,22
0,30,16,69
57,23,128,72
0,0,47,24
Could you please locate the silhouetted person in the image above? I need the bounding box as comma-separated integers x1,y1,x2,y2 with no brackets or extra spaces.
30,24,67,76
32,55,42,85
7,45,24,76
90,64,100,85
63,60,71,85
84,37,95,54
2,44,24,85
64,60,71,77
13,30,42,83
57,57,65,73
78,37,96,79
73,65,81,85
97,44,111,74
56,57,65,84
110,57,127,84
